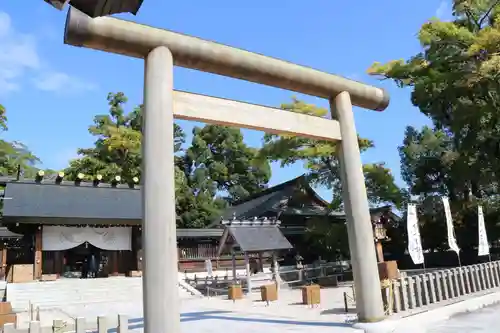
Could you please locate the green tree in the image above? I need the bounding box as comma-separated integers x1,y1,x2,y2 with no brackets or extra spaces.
258,98,405,259
303,218,350,262
64,92,202,225
175,125,271,227
0,104,40,178
186,125,271,204
65,92,270,228
398,126,455,251
368,0,500,195
260,98,404,209
0,104,7,132
368,0,500,252
65,92,186,182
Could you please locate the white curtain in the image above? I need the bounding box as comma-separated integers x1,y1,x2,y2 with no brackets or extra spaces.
42,226,132,251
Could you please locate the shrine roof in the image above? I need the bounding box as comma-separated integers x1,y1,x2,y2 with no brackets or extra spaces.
2,180,141,224
0,227,22,239
0,176,400,230
216,175,400,224
216,219,293,254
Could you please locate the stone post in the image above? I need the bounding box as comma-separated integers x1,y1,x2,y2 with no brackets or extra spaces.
142,46,180,333
330,92,384,322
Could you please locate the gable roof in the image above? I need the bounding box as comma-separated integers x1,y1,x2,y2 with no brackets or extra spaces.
231,175,328,207
2,181,141,224
0,227,22,239
216,220,293,254
215,175,401,226
217,175,329,222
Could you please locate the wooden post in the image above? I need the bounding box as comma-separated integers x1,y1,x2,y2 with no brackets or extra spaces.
231,250,237,283
137,249,143,272
54,251,62,277
375,241,384,263
244,253,252,294
1,247,7,279
272,252,281,293
28,320,41,333
108,251,119,276
258,252,264,272
34,227,43,280
53,319,64,333
75,317,86,333
97,316,107,333
118,314,129,333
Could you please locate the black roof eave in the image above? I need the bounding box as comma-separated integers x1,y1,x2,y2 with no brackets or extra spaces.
1,216,141,226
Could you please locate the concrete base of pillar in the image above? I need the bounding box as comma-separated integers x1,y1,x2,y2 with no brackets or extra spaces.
353,320,406,333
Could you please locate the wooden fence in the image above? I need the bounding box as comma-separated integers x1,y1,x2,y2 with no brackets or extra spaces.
177,245,267,260
178,245,218,260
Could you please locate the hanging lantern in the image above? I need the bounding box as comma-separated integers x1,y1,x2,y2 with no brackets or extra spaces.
44,0,145,18
372,217,387,241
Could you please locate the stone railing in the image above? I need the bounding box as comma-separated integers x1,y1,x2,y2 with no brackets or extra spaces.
385,260,500,315
4,315,132,333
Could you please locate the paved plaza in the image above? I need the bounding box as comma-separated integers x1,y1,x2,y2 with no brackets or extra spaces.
15,282,499,333
427,303,500,333
16,286,363,333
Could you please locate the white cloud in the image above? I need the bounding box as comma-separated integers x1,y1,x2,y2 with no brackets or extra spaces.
0,11,95,95
0,12,40,93
436,1,452,20
33,72,97,94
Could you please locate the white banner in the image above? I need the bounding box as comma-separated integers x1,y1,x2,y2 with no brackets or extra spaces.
478,206,490,256
205,259,213,276
42,226,132,251
407,203,424,265
442,197,460,254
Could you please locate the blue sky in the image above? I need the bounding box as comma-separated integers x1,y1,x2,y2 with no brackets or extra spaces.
0,0,451,200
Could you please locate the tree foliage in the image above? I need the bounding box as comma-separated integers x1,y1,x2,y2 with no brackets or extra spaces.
260,97,405,210
0,104,40,178
368,0,500,253
186,125,270,204
259,97,405,259
65,92,176,182
0,104,7,132
65,92,270,228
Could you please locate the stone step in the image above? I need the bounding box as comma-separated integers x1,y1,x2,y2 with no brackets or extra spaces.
7,277,199,310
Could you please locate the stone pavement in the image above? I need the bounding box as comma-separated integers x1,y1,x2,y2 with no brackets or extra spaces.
426,303,500,333
16,286,363,333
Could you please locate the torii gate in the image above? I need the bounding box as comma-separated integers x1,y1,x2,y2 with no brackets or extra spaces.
63,7,390,332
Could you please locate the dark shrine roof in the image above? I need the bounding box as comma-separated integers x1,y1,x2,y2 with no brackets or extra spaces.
2,180,141,224
218,175,329,222
0,227,22,239
0,175,400,232
215,175,401,225
217,220,293,254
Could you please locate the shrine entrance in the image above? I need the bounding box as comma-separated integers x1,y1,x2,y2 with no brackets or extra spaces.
63,242,107,278
41,225,132,278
